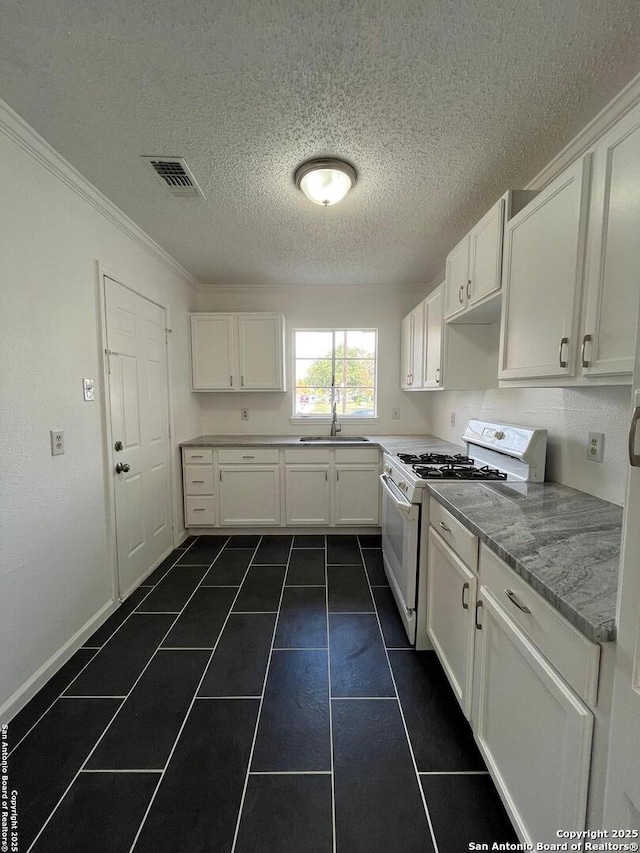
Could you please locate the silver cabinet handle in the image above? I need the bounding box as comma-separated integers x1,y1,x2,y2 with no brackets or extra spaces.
475,600,483,630
325,470,328,481
629,407,640,467
581,334,592,368
466,279,471,300
191,454,204,459
461,581,469,610
458,285,464,304
230,375,233,386
242,455,255,459
193,508,205,512
504,588,531,614
241,375,244,387
192,480,205,484
558,337,569,368
439,520,451,532
219,470,223,481
435,367,440,384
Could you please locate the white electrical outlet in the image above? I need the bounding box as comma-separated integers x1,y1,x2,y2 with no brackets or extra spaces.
450,412,456,428
391,407,400,420
241,409,249,421
50,429,65,456
587,432,605,463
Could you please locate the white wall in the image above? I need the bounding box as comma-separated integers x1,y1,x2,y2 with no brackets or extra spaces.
421,379,630,507
0,108,200,720
195,286,432,436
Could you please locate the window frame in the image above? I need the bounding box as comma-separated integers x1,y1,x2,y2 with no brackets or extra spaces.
290,327,379,422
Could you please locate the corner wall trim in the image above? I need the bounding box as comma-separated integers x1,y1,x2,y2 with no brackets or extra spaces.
0,97,202,292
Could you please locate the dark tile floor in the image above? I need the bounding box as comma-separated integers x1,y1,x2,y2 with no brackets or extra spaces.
7,534,517,853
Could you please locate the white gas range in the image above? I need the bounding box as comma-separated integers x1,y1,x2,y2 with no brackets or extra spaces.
379,419,548,646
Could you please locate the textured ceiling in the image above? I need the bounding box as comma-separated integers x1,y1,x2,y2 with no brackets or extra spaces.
2,0,640,288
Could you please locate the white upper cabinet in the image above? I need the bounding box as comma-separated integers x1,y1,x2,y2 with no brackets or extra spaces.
190,314,235,390
444,192,536,324
444,234,470,321
191,312,286,391
581,103,640,378
400,302,425,390
423,286,443,388
499,157,591,381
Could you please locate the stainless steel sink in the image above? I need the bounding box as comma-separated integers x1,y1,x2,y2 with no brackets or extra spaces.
300,436,369,442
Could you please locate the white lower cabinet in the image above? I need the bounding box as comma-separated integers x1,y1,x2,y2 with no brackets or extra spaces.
285,465,331,525
218,466,281,526
473,588,593,844
427,529,477,718
334,466,380,525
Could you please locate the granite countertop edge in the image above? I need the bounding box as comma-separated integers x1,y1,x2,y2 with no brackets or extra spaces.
179,434,464,454
426,485,619,645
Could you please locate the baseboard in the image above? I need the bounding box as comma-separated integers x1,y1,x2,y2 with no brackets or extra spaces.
0,599,117,726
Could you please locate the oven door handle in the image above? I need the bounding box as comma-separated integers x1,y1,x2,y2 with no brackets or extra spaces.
379,474,417,517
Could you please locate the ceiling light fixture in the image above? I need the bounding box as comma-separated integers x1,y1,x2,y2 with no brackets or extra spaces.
294,158,357,206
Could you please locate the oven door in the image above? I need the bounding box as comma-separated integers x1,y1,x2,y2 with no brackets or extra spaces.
379,473,420,644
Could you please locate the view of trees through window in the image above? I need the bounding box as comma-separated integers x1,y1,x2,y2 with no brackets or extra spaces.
293,329,377,417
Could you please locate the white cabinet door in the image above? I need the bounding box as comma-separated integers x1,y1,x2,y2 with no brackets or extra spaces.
190,314,235,390
473,588,593,845
334,466,380,525
582,104,640,378
237,313,285,390
285,466,331,525
218,466,281,526
423,286,443,388
468,197,505,306
499,157,591,380
444,235,469,320
427,529,477,717
400,314,412,389
409,301,425,388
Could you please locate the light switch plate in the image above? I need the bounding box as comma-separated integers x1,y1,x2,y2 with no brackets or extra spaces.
83,378,95,401
50,429,64,456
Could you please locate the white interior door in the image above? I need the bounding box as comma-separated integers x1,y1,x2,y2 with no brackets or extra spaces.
105,276,172,598
603,314,640,829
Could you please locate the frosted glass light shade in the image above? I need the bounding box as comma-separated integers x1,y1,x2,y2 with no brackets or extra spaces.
294,159,357,206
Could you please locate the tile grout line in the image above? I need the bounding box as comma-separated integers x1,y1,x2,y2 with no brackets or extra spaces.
125,536,264,853
418,771,490,776
81,769,163,774
229,536,295,853
357,539,441,853
24,536,232,853
249,770,332,776
7,536,202,759
325,541,337,853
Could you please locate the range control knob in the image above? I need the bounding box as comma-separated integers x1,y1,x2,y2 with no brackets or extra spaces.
495,430,505,440
398,480,408,492
384,466,392,475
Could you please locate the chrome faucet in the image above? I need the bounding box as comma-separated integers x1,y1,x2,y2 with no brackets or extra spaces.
330,402,342,436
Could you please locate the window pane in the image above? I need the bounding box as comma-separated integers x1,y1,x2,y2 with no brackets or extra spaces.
296,359,333,389
346,330,376,358
336,388,376,417
294,331,333,359
295,389,332,416
334,359,375,387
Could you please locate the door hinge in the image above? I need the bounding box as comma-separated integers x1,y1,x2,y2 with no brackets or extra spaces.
104,348,119,375
165,327,172,343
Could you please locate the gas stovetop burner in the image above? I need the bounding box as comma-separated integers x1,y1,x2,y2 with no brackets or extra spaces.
412,463,508,481
397,452,475,466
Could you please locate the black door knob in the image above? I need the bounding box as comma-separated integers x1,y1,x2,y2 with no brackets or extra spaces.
115,462,130,474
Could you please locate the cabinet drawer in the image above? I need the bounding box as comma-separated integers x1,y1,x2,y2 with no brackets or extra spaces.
284,448,331,464
217,448,280,464
429,499,478,572
185,496,215,526
183,448,213,464
184,465,214,495
334,447,379,464
479,543,600,705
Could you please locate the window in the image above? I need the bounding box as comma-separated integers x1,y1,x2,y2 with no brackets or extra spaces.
293,329,377,418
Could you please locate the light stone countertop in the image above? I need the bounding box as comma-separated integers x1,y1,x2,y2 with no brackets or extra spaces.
427,481,622,643
180,433,464,454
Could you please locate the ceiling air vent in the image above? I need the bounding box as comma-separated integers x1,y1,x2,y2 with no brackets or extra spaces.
142,156,204,198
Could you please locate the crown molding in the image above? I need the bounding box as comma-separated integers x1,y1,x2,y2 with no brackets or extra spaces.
527,71,640,190
0,98,202,291
197,281,422,294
